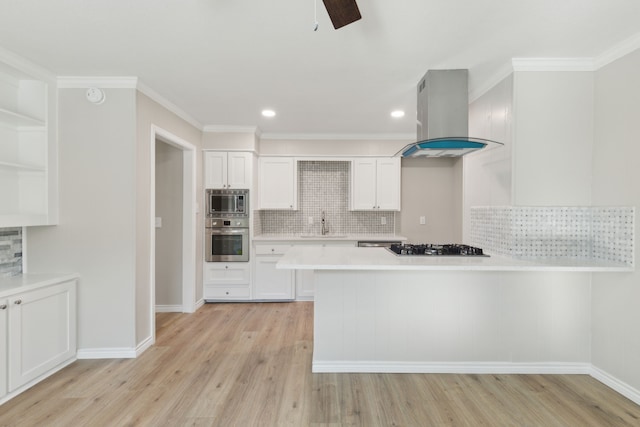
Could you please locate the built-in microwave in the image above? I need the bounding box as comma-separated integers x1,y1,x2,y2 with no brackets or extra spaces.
206,189,249,218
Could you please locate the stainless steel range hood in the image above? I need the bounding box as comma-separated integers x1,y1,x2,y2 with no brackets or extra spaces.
396,69,502,158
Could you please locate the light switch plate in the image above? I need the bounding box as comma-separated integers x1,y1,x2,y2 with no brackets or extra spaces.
419,216,426,225
155,217,162,228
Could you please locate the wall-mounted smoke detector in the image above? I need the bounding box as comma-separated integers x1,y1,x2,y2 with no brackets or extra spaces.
86,87,105,105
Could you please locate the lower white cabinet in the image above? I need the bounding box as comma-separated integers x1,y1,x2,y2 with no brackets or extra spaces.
0,275,77,403
203,262,251,301
253,244,294,300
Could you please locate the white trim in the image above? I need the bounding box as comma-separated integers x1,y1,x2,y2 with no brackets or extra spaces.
590,365,640,406
0,46,56,81
594,33,640,70
203,125,260,133
150,125,198,329
57,76,138,88
469,63,514,103
312,361,592,374
155,304,184,313
511,57,596,72
260,132,414,141
77,348,137,359
137,81,203,130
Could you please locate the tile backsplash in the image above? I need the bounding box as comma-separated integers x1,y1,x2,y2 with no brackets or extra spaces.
256,161,396,235
470,206,634,266
0,227,22,277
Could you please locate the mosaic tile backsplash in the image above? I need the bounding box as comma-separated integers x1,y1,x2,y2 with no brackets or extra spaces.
470,206,634,266
256,161,396,235
0,227,22,276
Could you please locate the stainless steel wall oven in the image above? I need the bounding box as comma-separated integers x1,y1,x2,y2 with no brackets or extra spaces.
205,189,250,262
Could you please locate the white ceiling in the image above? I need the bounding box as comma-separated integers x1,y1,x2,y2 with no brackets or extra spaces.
1,0,639,137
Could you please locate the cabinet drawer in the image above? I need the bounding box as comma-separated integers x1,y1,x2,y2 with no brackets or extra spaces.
254,244,292,255
204,285,250,300
204,263,250,285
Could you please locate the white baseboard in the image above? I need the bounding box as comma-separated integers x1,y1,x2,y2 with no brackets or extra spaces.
590,365,640,406
155,304,183,312
77,348,137,359
312,361,592,374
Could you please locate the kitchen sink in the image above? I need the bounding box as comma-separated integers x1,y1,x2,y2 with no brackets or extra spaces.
300,234,348,239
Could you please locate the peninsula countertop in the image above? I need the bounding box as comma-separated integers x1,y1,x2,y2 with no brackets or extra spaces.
276,246,633,272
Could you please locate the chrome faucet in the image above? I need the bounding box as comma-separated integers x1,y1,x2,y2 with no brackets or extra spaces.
321,210,328,235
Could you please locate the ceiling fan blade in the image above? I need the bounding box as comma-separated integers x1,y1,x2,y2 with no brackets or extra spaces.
322,0,362,29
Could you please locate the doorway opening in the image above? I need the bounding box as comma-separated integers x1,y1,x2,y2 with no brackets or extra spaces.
150,125,197,340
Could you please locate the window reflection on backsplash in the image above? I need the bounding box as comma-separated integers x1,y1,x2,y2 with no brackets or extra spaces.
256,161,396,235
0,227,22,276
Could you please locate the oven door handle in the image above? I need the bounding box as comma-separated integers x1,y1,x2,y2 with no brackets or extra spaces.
208,228,248,235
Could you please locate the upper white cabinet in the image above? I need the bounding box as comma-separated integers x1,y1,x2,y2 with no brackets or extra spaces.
351,157,400,211
204,151,252,189
258,157,297,210
0,58,58,227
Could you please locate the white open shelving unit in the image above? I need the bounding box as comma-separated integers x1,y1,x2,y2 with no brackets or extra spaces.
0,55,57,227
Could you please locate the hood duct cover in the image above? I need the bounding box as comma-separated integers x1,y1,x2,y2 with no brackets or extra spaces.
396,69,502,158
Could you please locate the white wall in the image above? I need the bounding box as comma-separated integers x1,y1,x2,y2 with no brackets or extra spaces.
155,141,183,307
591,48,640,391
512,71,594,206
401,157,462,243
26,88,138,350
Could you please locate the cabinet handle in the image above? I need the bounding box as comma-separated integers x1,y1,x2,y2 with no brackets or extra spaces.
225,265,229,269
14,299,22,305
225,291,230,295
0,304,6,310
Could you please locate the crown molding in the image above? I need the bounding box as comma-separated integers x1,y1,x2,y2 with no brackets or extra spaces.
469,63,515,103
0,46,56,82
57,76,138,88
594,32,640,69
136,81,203,130
203,125,260,134
259,132,414,141
511,57,596,72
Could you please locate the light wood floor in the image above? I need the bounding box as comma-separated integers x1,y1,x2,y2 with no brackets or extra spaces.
1,301,639,426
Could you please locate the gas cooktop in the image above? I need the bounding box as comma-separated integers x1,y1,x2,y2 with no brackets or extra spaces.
388,243,488,257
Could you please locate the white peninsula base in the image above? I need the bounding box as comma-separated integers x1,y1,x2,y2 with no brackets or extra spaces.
312,269,591,374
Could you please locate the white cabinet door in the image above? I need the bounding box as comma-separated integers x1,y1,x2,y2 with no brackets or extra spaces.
375,157,401,210
204,151,252,189
227,152,252,189
0,299,7,399
254,257,294,300
204,152,227,189
351,158,377,210
351,158,400,211
8,280,76,392
258,157,297,210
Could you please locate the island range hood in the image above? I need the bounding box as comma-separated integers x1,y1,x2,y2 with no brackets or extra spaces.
396,69,502,158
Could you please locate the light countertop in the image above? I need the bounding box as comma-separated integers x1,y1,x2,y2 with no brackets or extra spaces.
253,234,407,242
0,273,80,297
276,246,633,272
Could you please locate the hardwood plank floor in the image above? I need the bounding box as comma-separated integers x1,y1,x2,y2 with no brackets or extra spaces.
1,301,639,426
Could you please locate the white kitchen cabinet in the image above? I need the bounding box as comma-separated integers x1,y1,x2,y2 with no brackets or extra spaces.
0,57,58,226
253,243,294,300
0,275,77,404
0,298,7,399
258,157,297,210
204,151,252,189
351,157,400,211
203,262,251,301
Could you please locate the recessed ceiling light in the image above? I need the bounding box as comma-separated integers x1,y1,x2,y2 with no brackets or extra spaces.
262,109,276,117
391,110,405,118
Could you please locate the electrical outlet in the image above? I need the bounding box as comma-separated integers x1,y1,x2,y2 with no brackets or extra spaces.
419,216,426,225
308,216,314,225
381,216,387,225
